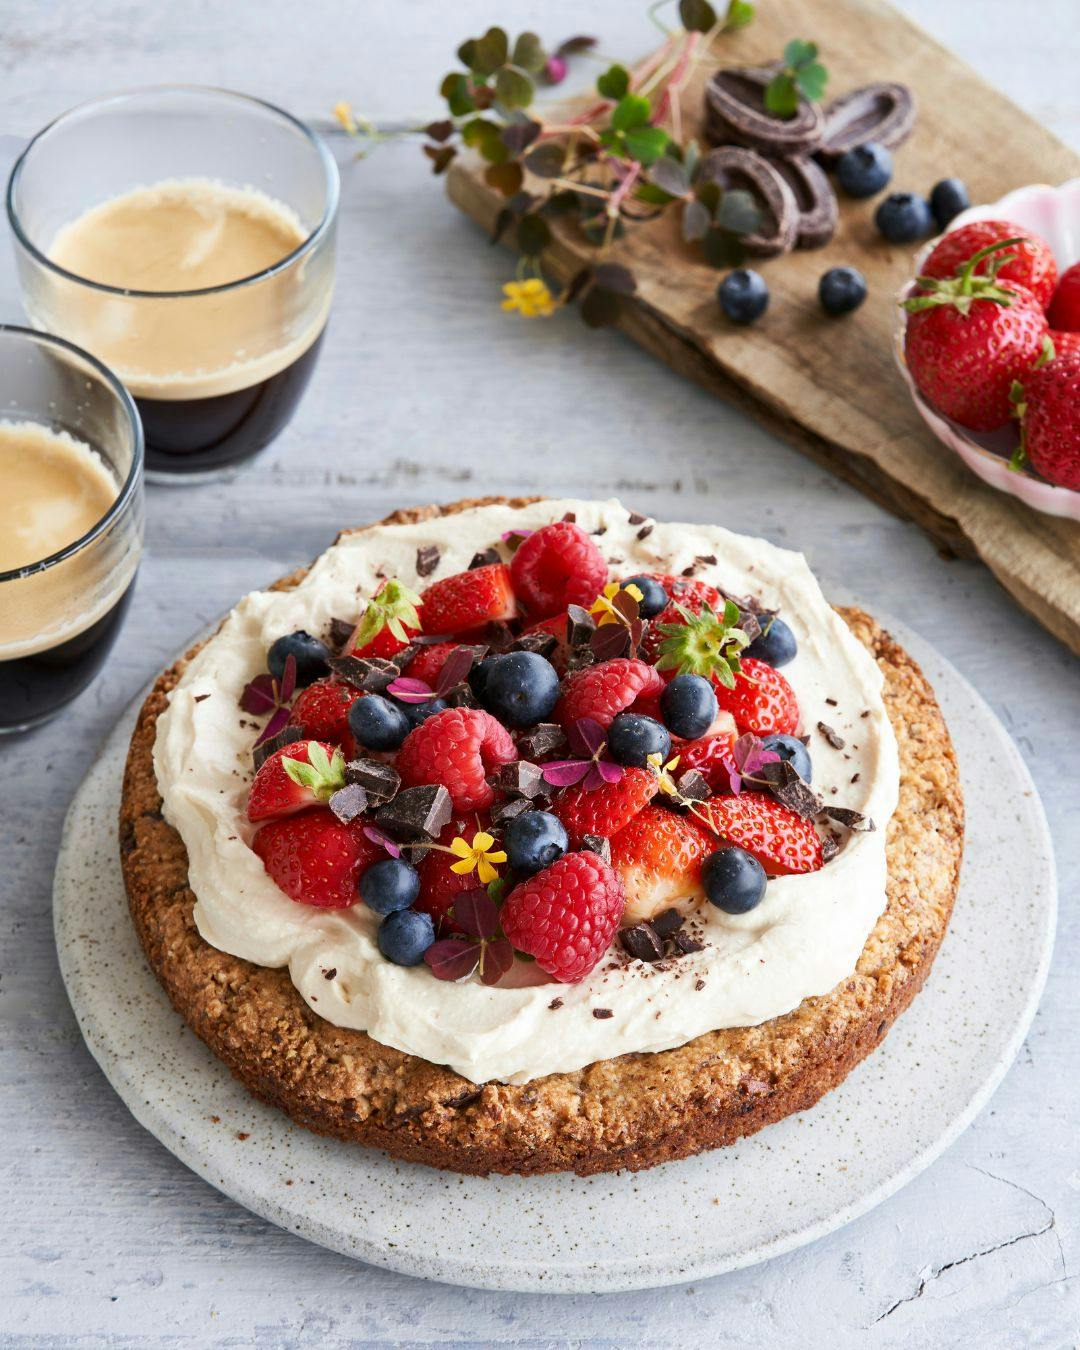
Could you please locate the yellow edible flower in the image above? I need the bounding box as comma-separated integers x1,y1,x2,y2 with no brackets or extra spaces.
647,751,682,798
448,831,507,885
333,101,357,134
590,580,643,626
501,278,557,318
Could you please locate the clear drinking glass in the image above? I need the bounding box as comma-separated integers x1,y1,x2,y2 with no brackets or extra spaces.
0,325,143,733
6,86,338,484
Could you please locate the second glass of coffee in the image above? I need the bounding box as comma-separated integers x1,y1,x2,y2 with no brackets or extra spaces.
7,86,339,482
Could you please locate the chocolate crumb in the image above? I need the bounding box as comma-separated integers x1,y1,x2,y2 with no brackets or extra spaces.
516,722,566,759
469,546,501,570
252,725,306,771
581,833,612,864
489,760,547,799
673,932,705,955
562,511,577,523
822,805,875,832
696,553,718,566
620,922,664,962
491,797,532,825
851,772,861,783
415,544,440,577
323,968,337,980
694,978,706,991
817,721,846,749
681,564,696,577
825,697,838,707
821,836,840,862
327,616,355,651
860,709,871,719
637,524,654,540
651,908,685,938
628,511,646,525
193,693,210,703
592,1007,613,1019
236,1132,250,1141
548,997,564,1010
592,525,607,536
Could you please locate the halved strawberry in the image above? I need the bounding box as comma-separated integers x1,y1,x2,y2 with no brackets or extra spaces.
523,612,572,674
403,640,459,687
608,803,716,926
345,579,422,659
711,658,799,737
247,740,346,822
415,814,490,937
676,725,739,791
698,791,823,875
251,807,381,907
420,563,518,635
287,677,362,754
551,766,658,846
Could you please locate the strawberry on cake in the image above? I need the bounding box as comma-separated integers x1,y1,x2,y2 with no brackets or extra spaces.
121,497,963,1175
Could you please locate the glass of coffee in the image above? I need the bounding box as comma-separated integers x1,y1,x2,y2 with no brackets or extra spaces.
0,324,143,734
6,86,338,483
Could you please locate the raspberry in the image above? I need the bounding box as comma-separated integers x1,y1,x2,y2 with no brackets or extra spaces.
252,808,381,908
699,791,823,875
551,767,658,846
396,706,517,812
712,658,799,736
510,521,608,618
288,677,362,753
555,658,665,732
500,851,625,983
608,804,716,926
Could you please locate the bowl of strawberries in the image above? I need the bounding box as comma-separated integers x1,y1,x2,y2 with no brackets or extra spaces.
893,178,1080,519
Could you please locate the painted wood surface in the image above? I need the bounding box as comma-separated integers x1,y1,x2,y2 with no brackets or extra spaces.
0,2,1077,1346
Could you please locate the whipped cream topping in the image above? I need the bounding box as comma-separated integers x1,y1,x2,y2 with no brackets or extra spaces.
153,499,899,1085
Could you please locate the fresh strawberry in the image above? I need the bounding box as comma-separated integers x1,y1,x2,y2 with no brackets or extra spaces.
608,804,716,926
1050,331,1080,360
676,726,740,791
554,657,665,733
523,613,572,674
699,791,823,875
1048,262,1080,333
510,521,608,617
551,766,658,846
643,585,745,671
403,640,459,687
633,572,724,611
416,815,490,936
500,851,625,982
251,807,381,907
247,739,346,822
904,243,1049,431
922,220,1058,309
397,706,517,812
287,677,362,753
710,657,799,737
344,579,422,659
1013,351,1080,490
420,563,518,635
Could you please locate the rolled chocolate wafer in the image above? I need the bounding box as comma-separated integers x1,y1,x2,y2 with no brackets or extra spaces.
818,83,916,165
771,155,838,249
705,67,824,157
698,147,799,257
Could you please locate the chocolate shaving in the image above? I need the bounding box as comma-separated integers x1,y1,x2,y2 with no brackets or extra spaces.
592,1007,613,1020
675,769,711,803
252,725,307,771
329,653,406,693
344,758,400,804
627,511,647,526
193,693,210,703
443,683,479,709
469,546,501,570
327,617,355,652
637,524,653,541
375,783,453,840
581,834,612,864
415,545,440,578
548,997,564,1010
821,836,840,862
821,805,875,832
620,922,664,962
566,605,597,648
651,908,685,939
737,609,762,644
510,630,558,659
562,511,577,523
825,697,838,707
516,723,566,760
489,760,547,799
672,932,705,955
328,783,368,824
491,797,533,825
817,721,846,749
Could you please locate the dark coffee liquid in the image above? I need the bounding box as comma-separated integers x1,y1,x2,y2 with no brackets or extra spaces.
139,328,325,475
0,580,135,732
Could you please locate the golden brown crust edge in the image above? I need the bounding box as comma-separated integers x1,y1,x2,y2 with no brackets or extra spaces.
119,496,964,1177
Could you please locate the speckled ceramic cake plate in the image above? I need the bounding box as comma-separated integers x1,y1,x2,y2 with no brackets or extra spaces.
53,617,1055,1294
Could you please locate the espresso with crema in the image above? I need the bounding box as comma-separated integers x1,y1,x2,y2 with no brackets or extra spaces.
38,179,327,474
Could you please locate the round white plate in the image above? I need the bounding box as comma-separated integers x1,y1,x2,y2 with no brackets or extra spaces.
54,619,1055,1293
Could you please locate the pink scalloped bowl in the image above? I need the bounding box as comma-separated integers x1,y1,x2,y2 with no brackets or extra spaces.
892,177,1080,521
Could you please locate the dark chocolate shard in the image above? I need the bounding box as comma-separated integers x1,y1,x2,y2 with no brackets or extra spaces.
817,721,846,750
672,931,705,955
489,760,547,799
698,146,799,257
469,546,501,570
566,605,597,648
566,648,597,674
443,683,478,709
651,907,685,939
771,154,838,249
737,609,763,644
592,1007,613,1020
491,797,533,825
344,758,401,804
516,722,566,760
637,524,653,541
327,617,355,652
755,759,823,818
252,724,307,771
328,783,368,824
328,653,406,693
581,834,612,864
821,835,840,862
485,620,516,653
415,544,440,578
627,511,647,526
375,783,453,840
620,922,664,962
818,82,916,165
676,768,712,803
705,66,825,157
821,805,875,832
511,629,558,659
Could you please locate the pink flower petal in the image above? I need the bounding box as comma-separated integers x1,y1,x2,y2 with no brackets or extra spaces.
363,825,402,858
541,759,592,788
240,674,278,715
595,759,625,784
254,706,291,748
570,716,606,758
500,528,534,542
387,675,434,703
278,652,297,703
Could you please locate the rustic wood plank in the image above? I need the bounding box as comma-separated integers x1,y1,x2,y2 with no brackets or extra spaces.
446,0,1080,655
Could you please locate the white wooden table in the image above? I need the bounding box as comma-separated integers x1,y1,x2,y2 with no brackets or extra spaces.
1,2,1077,1345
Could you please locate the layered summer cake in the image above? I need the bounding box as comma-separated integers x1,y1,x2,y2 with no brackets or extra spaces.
120,496,963,1175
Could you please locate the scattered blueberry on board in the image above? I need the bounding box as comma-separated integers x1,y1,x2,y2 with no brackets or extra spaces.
504,810,569,876
835,142,892,199
745,615,797,667
718,268,769,324
360,858,421,915
703,847,767,915
267,630,330,687
378,907,435,965
875,192,934,244
349,693,411,751
818,266,868,316
929,177,970,230
661,673,718,741
762,732,813,782
607,712,672,767
479,650,559,728
622,574,668,619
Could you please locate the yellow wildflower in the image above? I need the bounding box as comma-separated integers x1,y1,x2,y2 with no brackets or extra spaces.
501,278,557,318
647,751,682,798
448,831,507,885
590,580,643,627
333,101,357,134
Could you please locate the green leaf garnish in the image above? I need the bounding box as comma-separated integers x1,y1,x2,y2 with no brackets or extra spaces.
765,38,829,118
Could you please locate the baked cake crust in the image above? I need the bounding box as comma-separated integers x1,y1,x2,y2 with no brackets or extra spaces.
119,496,964,1176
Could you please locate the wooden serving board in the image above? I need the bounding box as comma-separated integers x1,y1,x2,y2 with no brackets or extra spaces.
446,0,1080,655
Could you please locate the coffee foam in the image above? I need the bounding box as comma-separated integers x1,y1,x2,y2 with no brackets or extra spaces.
35,179,328,401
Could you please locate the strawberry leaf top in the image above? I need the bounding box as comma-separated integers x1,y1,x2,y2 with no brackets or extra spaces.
655,600,749,687
903,238,1027,317
351,578,423,650
281,741,346,800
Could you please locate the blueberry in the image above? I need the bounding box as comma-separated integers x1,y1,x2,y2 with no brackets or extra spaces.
660,673,718,741
348,693,410,751
703,847,767,915
360,858,421,915
400,696,448,728
718,268,769,324
478,651,559,728
745,615,797,667
607,712,671,767
267,630,330,687
622,574,669,619
377,908,435,966
504,810,569,876
929,177,970,231
874,192,934,244
835,142,892,198
761,732,812,782
818,266,868,317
